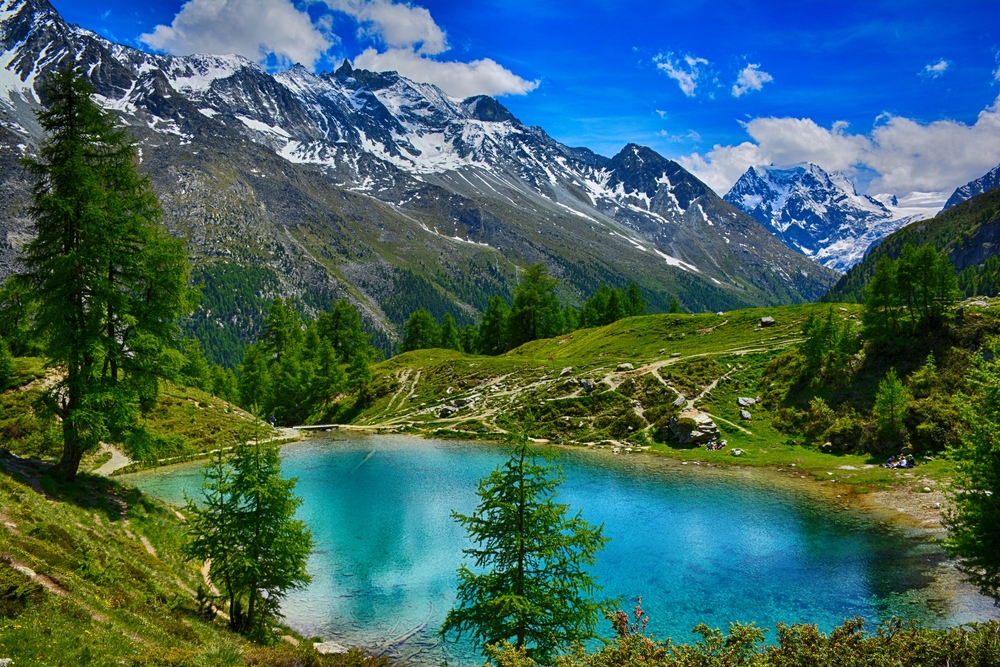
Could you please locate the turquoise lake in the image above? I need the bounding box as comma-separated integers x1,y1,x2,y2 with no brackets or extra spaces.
122,434,999,665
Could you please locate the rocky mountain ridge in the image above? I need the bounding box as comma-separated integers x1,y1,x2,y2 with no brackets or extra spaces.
0,0,838,360
724,163,938,272
944,163,1000,210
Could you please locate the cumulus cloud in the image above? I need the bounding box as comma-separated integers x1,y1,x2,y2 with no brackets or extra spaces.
332,0,537,97
329,0,446,54
678,96,1000,197
731,63,773,97
654,53,709,97
140,0,332,68
354,47,538,97
920,58,950,79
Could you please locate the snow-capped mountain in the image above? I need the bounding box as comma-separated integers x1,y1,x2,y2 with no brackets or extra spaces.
724,163,937,272
944,163,1000,210
0,0,838,352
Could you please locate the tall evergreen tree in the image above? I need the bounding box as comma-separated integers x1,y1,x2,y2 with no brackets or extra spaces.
508,263,561,348
477,295,511,356
22,69,190,481
872,368,910,449
185,427,313,640
944,354,1000,604
624,282,646,317
315,299,370,363
440,312,463,351
441,432,610,662
400,308,441,352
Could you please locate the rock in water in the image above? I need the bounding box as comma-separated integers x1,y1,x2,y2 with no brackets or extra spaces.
315,642,349,655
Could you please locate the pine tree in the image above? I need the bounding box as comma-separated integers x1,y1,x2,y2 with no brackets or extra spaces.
508,263,561,348
873,368,910,449
185,427,313,640
400,308,441,352
441,432,610,662
22,68,191,481
943,355,1000,604
440,312,463,351
477,295,511,355
668,297,681,314
624,282,646,317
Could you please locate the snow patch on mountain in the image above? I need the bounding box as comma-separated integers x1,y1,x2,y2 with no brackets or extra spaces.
724,163,941,272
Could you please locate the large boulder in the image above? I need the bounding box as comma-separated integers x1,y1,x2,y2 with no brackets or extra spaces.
737,396,756,407
668,409,720,444
616,363,634,372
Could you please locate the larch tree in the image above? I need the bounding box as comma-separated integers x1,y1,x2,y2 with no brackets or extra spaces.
185,426,313,640
22,68,190,481
944,351,1000,605
441,431,610,662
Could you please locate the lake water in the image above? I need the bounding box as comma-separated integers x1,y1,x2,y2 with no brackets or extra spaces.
122,434,998,665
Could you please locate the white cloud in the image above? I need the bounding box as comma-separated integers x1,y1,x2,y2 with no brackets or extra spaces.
731,63,773,97
654,52,709,97
329,0,446,54
921,59,949,78
678,96,1000,197
335,0,537,98
354,47,538,97
657,129,701,143
141,0,333,68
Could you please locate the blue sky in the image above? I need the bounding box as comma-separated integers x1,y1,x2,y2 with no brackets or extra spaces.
52,0,1000,197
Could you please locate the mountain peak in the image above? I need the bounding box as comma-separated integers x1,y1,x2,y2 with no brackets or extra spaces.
944,162,1000,210
461,95,516,123
724,163,917,271
335,58,353,77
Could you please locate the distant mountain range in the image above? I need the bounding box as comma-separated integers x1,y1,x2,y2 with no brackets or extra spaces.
944,163,1000,210
724,163,941,272
0,0,838,359
824,185,1000,303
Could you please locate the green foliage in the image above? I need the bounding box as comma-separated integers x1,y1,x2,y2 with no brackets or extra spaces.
440,312,463,351
944,347,1000,604
400,307,441,352
579,283,646,329
800,307,861,382
508,263,562,349
182,262,280,368
478,295,512,355
668,297,680,314
825,185,1000,304
441,432,610,662
862,244,958,348
184,427,313,641
236,298,372,425
0,276,41,357
0,338,13,391
21,68,192,481
870,369,910,451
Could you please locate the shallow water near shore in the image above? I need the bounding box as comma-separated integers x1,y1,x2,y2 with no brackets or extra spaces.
122,433,999,665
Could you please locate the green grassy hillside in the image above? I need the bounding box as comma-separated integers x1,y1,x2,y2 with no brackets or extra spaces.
0,454,383,666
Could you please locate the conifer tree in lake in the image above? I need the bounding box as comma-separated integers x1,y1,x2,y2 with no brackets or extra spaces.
185,425,313,640
21,69,191,481
441,431,610,662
